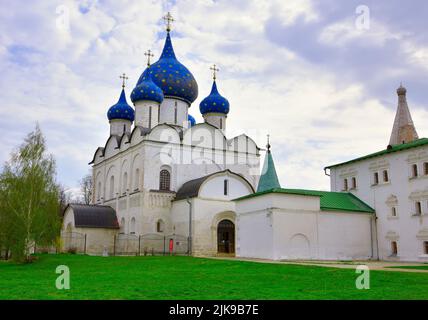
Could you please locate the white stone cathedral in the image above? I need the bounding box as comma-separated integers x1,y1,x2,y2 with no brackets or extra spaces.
62,14,428,262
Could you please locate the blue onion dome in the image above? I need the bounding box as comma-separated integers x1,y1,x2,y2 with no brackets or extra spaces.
199,81,230,115
107,88,135,121
131,70,164,104
188,114,196,127
135,32,198,104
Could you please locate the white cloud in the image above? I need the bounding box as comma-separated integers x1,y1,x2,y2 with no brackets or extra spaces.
0,0,427,193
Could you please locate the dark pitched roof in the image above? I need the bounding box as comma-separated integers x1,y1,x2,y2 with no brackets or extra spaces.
175,169,255,201
234,188,375,214
66,204,120,229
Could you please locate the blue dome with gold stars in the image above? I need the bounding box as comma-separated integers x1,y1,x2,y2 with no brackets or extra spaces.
188,114,196,127
135,32,198,104
131,70,164,104
199,81,229,115
107,88,135,121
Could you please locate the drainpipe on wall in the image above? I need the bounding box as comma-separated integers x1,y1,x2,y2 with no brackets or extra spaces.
186,197,192,255
373,214,380,260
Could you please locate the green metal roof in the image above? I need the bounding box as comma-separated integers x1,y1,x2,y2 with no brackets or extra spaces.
325,138,428,169
234,188,375,214
257,149,281,192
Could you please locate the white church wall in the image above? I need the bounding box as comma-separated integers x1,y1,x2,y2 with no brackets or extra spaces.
198,174,253,200
109,119,131,136
236,193,374,261
271,209,318,260
171,171,253,255
191,198,237,256
159,98,189,127
148,124,181,144
134,100,160,128
236,210,274,260
203,113,227,131
317,211,373,260
61,208,118,255
329,145,428,261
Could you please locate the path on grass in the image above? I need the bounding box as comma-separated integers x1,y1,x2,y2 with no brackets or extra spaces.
208,257,428,273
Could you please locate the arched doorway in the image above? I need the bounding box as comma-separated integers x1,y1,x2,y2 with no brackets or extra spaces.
217,219,235,254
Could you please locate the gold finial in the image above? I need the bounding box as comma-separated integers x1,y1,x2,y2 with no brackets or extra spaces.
210,64,219,81
119,73,128,89
266,134,271,152
163,12,174,32
144,49,154,66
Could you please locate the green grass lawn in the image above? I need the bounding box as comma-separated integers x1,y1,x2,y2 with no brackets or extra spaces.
387,265,428,270
0,254,427,300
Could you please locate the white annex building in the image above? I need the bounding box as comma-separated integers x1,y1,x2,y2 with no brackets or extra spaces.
62,14,428,262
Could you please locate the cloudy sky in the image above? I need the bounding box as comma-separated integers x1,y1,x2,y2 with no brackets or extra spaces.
1,0,427,196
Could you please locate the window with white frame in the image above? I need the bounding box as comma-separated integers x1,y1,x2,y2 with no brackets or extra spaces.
351,177,357,189
391,241,398,256
415,201,422,215
343,178,348,191
159,169,171,191
391,207,397,217
156,219,165,233
383,170,389,182
373,172,379,185
412,164,418,178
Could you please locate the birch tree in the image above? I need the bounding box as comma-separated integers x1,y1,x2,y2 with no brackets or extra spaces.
0,125,61,262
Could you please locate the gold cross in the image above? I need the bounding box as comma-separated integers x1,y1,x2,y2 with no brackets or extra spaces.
119,73,128,89
210,64,219,80
144,49,154,66
163,12,174,32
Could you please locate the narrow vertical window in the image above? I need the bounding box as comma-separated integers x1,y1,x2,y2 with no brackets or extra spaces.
149,106,152,128
352,177,357,189
391,241,398,256
343,179,348,191
157,219,165,233
416,201,422,215
158,105,160,122
110,176,115,199
159,170,171,191
373,172,379,185
130,217,136,234
174,102,178,124
424,241,428,255
412,164,418,177
97,182,101,200
224,179,228,196
220,118,223,129
391,207,397,217
424,162,428,175
120,217,125,234
134,168,140,190
122,172,128,194
383,170,389,182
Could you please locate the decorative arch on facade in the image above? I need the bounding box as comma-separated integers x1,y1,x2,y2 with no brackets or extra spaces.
289,233,311,259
